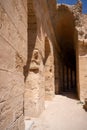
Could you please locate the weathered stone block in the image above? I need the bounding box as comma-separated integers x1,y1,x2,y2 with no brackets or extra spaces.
0,36,15,71
0,4,27,60
0,0,27,41
0,71,24,102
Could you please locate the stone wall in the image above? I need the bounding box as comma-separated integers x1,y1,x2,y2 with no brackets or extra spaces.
0,0,87,129
79,40,87,101
0,0,27,129
78,14,87,101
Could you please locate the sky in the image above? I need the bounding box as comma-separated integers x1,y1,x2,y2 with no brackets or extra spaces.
57,0,87,14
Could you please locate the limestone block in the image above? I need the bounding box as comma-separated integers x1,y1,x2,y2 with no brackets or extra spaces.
0,71,24,102
11,95,24,122
0,36,15,71
0,0,27,41
79,56,87,100
0,4,27,60
0,95,24,130
0,106,13,130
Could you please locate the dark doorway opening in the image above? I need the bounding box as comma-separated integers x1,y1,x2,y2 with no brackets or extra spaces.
55,6,78,98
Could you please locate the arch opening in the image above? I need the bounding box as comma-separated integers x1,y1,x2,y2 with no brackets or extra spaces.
56,7,78,97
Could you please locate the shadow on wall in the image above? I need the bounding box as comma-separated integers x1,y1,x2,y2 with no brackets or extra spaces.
23,0,37,81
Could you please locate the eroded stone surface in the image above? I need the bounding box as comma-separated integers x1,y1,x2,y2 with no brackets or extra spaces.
0,0,27,129
0,0,87,130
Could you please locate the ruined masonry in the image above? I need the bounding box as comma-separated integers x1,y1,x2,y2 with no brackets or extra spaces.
0,0,87,129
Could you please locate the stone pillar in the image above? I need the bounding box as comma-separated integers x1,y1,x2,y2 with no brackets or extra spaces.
24,0,45,118
24,49,45,118
45,37,54,100
63,65,67,91
59,62,64,92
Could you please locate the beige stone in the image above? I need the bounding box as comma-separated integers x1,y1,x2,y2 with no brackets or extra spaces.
0,0,87,129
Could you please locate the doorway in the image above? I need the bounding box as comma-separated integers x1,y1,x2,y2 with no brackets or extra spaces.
55,6,78,97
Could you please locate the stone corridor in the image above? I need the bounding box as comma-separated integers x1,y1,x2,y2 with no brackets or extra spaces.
0,0,87,129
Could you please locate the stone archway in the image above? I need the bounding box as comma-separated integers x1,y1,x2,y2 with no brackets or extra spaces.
55,5,79,97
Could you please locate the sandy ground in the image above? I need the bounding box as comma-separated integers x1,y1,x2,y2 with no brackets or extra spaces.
28,94,87,130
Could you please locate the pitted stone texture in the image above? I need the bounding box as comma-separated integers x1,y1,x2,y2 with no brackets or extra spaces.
0,0,87,129
0,0,27,129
